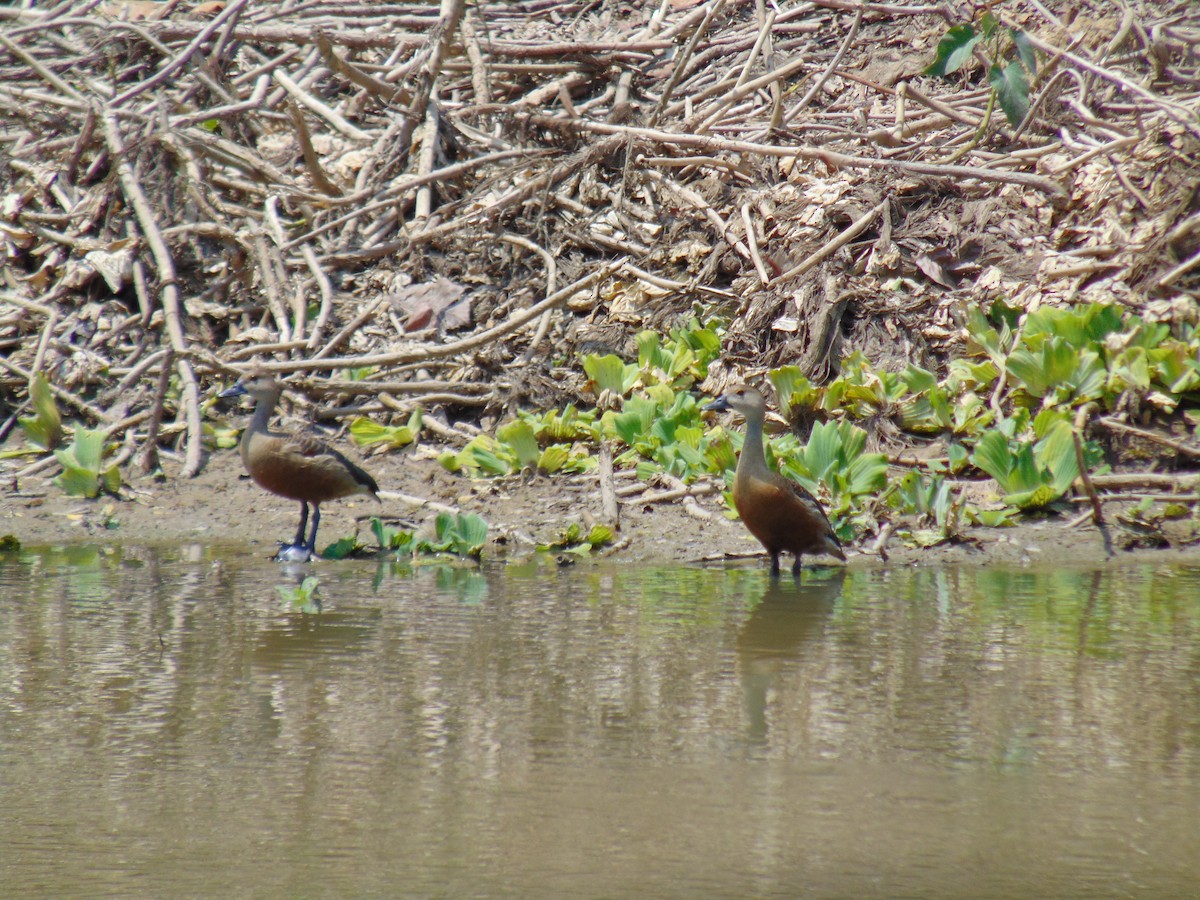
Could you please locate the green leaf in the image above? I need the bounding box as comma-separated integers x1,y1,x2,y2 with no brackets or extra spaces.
1036,420,1080,494
52,463,99,499
908,528,951,548
969,506,1019,527
970,429,1014,483
900,365,937,394
447,513,489,558
497,420,540,470
350,414,420,449
845,452,889,495
704,429,737,473
1011,28,1037,75
19,374,62,450
537,445,569,473
612,410,646,447
1007,336,1078,398
370,517,413,551
583,354,637,396
634,459,659,481
1006,483,1059,510
636,331,663,370
321,537,360,560
72,427,105,473
1008,442,1044,495
446,435,513,476
586,524,615,547
768,366,815,418
803,421,843,481
989,61,1030,126
925,24,982,76
51,428,114,498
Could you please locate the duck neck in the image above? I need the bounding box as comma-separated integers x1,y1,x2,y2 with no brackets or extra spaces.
242,392,280,459
738,411,770,477
248,395,277,435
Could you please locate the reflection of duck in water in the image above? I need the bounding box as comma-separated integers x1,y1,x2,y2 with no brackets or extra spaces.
737,571,846,743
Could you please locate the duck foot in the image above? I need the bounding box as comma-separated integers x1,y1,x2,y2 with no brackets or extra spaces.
274,542,316,563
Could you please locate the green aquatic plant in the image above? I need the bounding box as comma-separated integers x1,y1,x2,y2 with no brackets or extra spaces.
370,517,416,553
320,534,369,560
583,353,640,398
436,304,1196,547
438,424,596,477
604,387,711,479
969,413,1103,510
538,522,616,555
53,427,121,498
774,420,890,509
277,575,320,613
323,513,488,561
965,301,1200,415
582,319,724,401
19,373,63,451
351,410,423,449
888,470,962,547
425,512,489,559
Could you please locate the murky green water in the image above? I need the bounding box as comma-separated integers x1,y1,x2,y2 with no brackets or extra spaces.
1,545,1198,897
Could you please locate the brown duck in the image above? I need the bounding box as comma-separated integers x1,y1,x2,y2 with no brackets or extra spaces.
220,374,379,561
704,383,845,577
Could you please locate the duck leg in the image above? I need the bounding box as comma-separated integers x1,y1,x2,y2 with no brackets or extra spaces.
292,502,310,548
305,503,322,554
791,553,803,579
273,502,316,561
769,551,781,578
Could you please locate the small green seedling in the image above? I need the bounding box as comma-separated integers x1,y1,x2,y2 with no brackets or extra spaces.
53,427,121,498
19,374,63,451
925,12,1037,126
371,517,416,553
538,522,616,555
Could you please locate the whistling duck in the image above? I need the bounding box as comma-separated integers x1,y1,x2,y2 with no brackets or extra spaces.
704,383,846,577
220,374,380,561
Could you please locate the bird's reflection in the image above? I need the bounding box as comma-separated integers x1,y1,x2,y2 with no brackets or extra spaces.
737,570,846,744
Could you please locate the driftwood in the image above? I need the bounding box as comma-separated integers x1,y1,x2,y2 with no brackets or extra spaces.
1,0,1198,479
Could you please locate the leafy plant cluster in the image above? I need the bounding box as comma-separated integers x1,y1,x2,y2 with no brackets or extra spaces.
772,302,1200,540
323,512,491,561
4,374,120,498
437,318,890,543
439,320,725,479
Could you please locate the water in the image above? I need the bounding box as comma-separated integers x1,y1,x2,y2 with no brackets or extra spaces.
2,545,1198,897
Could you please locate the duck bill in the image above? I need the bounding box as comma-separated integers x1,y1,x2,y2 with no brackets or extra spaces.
218,382,247,399
702,395,730,412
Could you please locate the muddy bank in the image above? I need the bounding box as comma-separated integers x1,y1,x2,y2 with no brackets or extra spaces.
5,450,1199,570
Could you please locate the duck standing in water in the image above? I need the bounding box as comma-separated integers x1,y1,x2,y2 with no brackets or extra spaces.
704,383,845,577
220,373,380,561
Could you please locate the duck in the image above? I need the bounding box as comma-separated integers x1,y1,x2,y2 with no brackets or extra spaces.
704,383,845,577
219,373,380,561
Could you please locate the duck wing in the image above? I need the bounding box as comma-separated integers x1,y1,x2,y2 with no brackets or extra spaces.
776,474,846,560
281,432,381,498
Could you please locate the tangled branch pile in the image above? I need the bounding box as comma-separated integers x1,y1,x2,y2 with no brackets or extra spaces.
2,0,1198,480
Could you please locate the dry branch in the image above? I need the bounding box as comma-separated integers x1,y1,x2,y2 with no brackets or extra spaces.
0,0,1196,488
